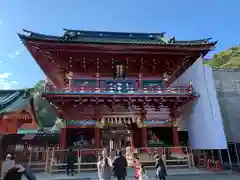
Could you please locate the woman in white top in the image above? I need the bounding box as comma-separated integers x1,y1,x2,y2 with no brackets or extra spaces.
97,155,112,180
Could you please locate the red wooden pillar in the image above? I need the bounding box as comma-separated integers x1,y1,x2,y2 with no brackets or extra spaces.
96,72,100,89
141,127,148,147
94,127,100,148
60,128,67,149
170,109,182,154
138,73,142,88
172,124,180,147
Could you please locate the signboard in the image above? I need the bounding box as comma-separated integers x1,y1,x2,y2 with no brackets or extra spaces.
145,120,169,126
105,80,136,92
142,80,163,88
17,129,38,134
66,120,96,126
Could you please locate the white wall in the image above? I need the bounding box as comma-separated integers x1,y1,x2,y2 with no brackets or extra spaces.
175,58,227,149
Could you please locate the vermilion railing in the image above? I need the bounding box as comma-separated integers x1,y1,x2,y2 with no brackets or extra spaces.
45,86,193,94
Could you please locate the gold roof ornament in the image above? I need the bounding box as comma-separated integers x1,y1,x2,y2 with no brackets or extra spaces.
173,121,178,127
96,121,104,129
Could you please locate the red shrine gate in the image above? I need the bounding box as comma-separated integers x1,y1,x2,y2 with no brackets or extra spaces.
19,29,216,150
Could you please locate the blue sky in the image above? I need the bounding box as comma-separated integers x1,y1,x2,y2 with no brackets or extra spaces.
0,0,239,89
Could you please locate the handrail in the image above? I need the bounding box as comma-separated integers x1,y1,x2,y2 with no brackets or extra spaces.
24,146,195,174
45,86,193,94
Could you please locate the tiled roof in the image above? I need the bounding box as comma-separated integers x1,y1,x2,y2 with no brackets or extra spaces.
18,29,217,46
0,89,32,114
19,123,38,130
22,134,36,140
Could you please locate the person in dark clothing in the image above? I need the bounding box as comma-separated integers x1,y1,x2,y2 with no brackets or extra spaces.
66,148,75,176
113,151,128,180
155,154,167,180
4,167,22,180
4,164,28,180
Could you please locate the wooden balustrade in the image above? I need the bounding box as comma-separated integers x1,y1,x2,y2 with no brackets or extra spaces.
44,86,193,94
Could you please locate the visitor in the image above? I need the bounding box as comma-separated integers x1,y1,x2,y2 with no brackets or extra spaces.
3,163,36,180
113,150,127,180
110,149,116,161
155,154,167,180
3,165,25,180
140,164,148,180
1,154,15,179
97,155,112,180
97,155,104,179
66,148,74,176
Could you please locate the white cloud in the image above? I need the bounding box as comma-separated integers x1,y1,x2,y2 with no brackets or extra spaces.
7,50,21,59
0,73,12,79
11,81,18,84
0,79,11,90
0,73,19,89
0,78,18,90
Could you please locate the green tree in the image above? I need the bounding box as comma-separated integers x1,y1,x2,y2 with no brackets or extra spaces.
32,80,57,127
205,46,240,68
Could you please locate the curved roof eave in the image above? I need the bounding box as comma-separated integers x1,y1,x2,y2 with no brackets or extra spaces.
0,89,33,114
18,29,217,47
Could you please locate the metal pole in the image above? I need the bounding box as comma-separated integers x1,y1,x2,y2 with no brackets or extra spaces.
226,147,232,170
218,149,223,167
211,150,214,161
234,142,240,165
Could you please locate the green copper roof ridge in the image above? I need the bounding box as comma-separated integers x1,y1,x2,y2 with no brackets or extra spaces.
18,29,217,46
19,34,217,46
63,28,166,36
175,38,213,43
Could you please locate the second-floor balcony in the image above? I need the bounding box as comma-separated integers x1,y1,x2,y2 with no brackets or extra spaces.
44,85,194,95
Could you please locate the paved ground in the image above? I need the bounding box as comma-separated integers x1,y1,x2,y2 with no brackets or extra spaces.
22,168,239,180
159,174,239,180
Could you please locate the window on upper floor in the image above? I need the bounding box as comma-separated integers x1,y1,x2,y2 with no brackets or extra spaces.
114,63,125,79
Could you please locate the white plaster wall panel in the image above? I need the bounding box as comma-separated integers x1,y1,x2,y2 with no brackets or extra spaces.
175,58,227,149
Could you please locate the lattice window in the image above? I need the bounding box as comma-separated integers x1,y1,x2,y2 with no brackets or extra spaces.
114,63,125,79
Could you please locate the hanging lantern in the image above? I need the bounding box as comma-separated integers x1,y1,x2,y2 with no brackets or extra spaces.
111,118,114,124
115,118,118,124
132,117,135,123
128,118,131,124
136,117,144,128
118,118,122,124
101,118,105,125
136,117,141,124
135,117,138,123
